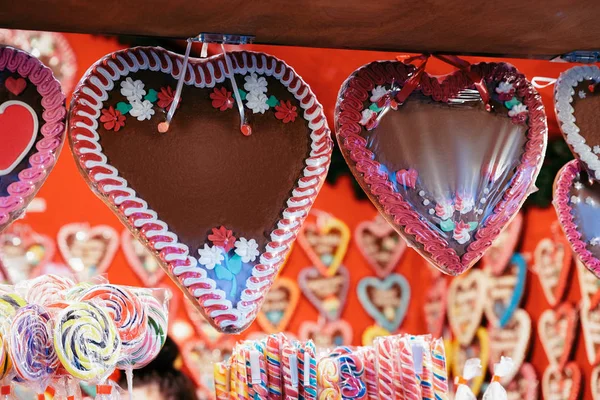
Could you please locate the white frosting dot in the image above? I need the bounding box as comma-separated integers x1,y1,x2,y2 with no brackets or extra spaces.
483,188,490,195
423,199,430,206
480,198,486,204
419,190,425,197
571,196,580,204
428,209,435,215
586,197,596,206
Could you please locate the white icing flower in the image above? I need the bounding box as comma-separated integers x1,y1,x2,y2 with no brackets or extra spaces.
586,196,596,206
198,244,225,270
129,100,155,121
571,196,580,204
120,77,146,102
495,81,514,94
435,202,454,220
234,238,260,263
246,92,269,114
594,146,600,155
508,103,528,117
591,237,600,246
370,86,388,102
575,182,584,190
359,109,376,126
244,73,268,94
579,90,587,99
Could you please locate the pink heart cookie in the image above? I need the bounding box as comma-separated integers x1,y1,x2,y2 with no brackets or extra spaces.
482,213,523,275
506,363,538,400
423,275,448,338
355,214,406,277
538,303,577,369
447,269,486,345
298,265,349,321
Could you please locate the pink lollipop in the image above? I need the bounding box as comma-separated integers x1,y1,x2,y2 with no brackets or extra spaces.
363,348,378,400
374,337,395,400
26,274,74,306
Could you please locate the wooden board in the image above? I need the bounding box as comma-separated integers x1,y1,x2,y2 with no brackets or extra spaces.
0,0,598,57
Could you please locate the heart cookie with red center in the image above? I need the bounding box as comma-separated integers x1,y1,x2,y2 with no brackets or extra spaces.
355,214,406,277
541,362,581,400
68,47,332,332
335,60,546,275
538,303,577,369
0,46,66,233
298,265,349,321
0,222,54,283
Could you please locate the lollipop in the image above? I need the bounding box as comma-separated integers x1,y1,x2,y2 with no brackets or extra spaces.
54,301,121,381
65,283,93,300
317,356,340,400
214,362,229,400
25,274,74,306
431,338,450,400
0,333,10,381
0,293,26,320
399,336,422,400
303,341,317,400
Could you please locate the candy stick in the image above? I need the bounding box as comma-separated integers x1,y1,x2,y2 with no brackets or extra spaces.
338,349,366,400
303,341,317,400
242,345,256,400
390,337,406,399
419,340,434,400
363,348,378,400
374,337,395,400
251,342,269,400
266,334,283,400
214,362,229,400
236,345,248,400
297,342,306,400
230,350,238,400
317,356,340,400
431,338,450,400
399,336,422,400
282,340,299,400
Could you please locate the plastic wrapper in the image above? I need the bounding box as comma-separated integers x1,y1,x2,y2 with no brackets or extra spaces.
334,56,547,276
0,290,26,399
483,357,514,400
454,358,482,400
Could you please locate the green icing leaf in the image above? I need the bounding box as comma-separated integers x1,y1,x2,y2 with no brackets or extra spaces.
440,219,455,232
144,89,158,103
468,222,478,231
369,103,383,112
228,254,243,275
504,98,520,109
215,264,233,280
116,102,132,115
238,89,247,101
266,95,279,108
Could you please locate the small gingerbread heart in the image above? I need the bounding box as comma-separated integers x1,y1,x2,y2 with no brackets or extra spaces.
541,362,581,400
452,327,489,396
298,265,349,321
298,319,353,349
592,365,600,400
576,257,600,305
538,303,578,369
0,223,54,283
580,296,600,366
357,273,410,332
506,363,539,400
355,214,406,277
256,276,300,333
423,275,448,338
484,253,527,328
482,213,524,275
448,269,486,345
121,229,165,286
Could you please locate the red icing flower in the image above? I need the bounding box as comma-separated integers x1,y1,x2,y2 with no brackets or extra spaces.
100,106,126,132
157,86,180,110
208,226,236,252
274,100,298,123
210,87,234,111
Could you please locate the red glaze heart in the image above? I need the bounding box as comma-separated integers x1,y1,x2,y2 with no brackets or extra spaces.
0,46,66,232
68,47,332,333
541,362,581,400
355,214,406,277
335,61,546,275
538,302,578,369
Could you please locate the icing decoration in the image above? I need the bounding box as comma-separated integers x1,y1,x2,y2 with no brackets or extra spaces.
0,223,54,283
424,275,448,338
121,229,165,286
68,47,332,333
482,213,523,275
334,60,547,275
256,276,300,333
452,327,489,396
532,221,572,307
484,253,527,328
576,257,600,305
580,295,600,366
354,214,406,277
361,324,391,346
183,297,230,348
356,273,410,332
541,363,581,400
298,266,349,321
57,223,118,280
554,159,600,277
592,365,600,400
447,269,486,345
0,46,66,233
297,319,353,349
182,339,232,395
538,302,577,369
488,309,532,385
506,363,538,400
297,210,350,277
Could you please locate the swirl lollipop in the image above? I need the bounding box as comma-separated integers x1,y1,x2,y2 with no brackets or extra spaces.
0,293,26,321
9,305,59,397
25,274,75,306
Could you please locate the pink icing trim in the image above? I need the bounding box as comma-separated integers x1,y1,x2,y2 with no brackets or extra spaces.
554,159,600,276
0,46,66,229
336,61,547,275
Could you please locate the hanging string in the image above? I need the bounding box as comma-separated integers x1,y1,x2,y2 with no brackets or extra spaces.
531,76,557,89
221,43,251,136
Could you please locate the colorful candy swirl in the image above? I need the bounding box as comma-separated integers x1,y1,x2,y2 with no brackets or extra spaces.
26,274,75,306
317,357,340,400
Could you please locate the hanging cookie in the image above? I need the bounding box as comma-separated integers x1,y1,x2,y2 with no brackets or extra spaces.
538,303,577,369
256,276,300,333
482,213,523,275
452,327,489,396
541,362,581,400
357,273,410,332
297,319,353,349
448,269,486,345
298,265,349,321
484,254,527,328
355,214,406,277
423,275,448,338
506,363,538,400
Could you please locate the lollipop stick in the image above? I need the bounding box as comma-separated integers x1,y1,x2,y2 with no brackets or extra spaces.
126,367,134,400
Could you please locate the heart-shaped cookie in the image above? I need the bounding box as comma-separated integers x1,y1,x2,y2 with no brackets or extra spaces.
576,257,600,304
452,327,489,396
532,221,573,307
297,319,353,349
423,275,448,338
488,308,532,385
357,273,410,332
68,47,332,333
448,269,486,345
506,363,539,400
57,223,118,280
298,265,349,321
0,222,54,283
297,210,350,277
482,213,523,275
581,296,600,366
361,324,391,346
538,303,578,369
541,363,581,400
355,214,406,277
256,276,300,333
181,339,232,392
0,46,66,233
484,253,527,328
335,60,547,275
121,229,165,286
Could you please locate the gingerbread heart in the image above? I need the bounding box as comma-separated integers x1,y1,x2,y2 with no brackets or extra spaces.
0,46,66,233
68,47,331,333
297,210,350,277
0,222,55,283
538,303,578,369
482,213,523,275
580,296,600,366
298,265,349,321
576,257,600,304
357,273,410,332
256,276,300,333
297,319,353,349
541,363,581,400
484,253,527,328
183,297,228,348
423,275,448,338
182,339,232,392
355,214,406,277
532,221,573,307
452,327,489,396
555,159,600,277
447,269,486,345
488,308,532,385
506,363,539,400
121,229,165,286
57,223,118,280
335,60,546,275
592,365,600,400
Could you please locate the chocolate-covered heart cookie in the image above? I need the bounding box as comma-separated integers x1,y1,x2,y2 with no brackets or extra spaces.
68,47,332,332
335,60,546,275
0,46,66,232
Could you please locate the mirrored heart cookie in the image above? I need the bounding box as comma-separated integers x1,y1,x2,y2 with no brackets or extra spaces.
298,265,349,321
0,222,54,283
0,46,66,232
580,296,600,366
68,47,332,332
355,214,406,277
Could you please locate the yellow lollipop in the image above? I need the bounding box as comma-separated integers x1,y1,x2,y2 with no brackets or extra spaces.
0,333,11,381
